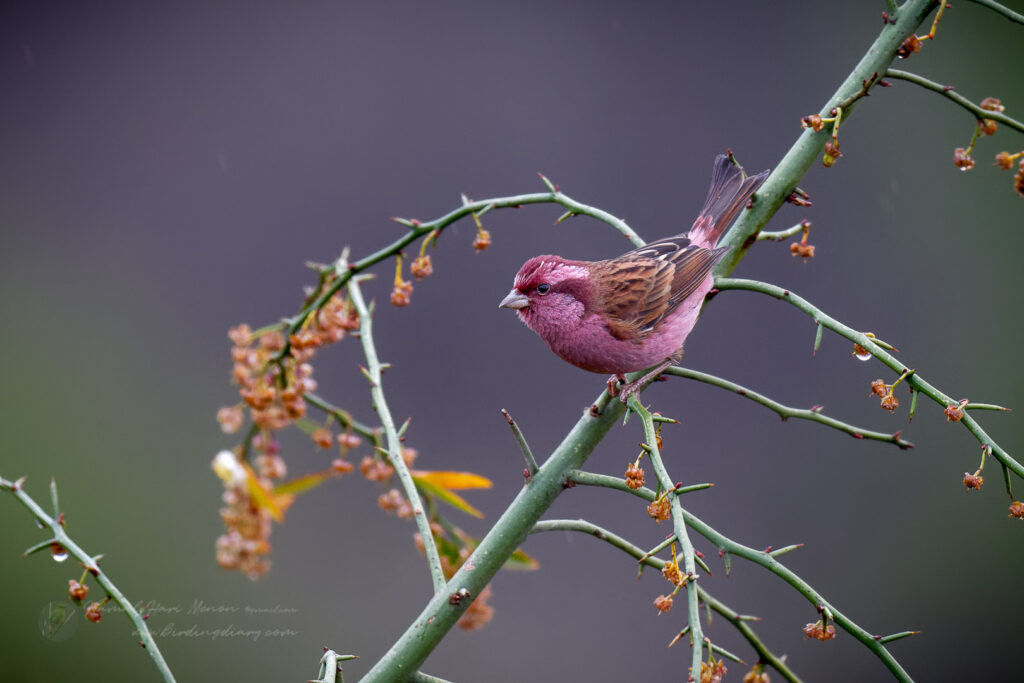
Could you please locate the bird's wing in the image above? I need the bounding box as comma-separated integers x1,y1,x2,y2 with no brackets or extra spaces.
595,237,729,339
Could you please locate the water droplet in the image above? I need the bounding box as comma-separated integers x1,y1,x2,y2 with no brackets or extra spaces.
51,544,68,563
855,350,871,361
852,343,871,361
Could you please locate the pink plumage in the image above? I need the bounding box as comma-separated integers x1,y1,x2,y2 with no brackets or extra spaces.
500,154,769,400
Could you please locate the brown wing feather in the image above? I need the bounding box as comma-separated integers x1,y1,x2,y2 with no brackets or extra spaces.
596,237,729,339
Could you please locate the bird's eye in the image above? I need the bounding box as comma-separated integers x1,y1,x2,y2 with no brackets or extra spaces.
536,283,551,295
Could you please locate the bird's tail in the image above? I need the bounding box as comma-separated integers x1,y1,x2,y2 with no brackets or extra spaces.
687,154,770,249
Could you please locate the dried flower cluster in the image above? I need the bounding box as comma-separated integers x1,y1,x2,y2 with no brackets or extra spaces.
803,619,836,641
789,220,815,260
647,495,671,523
624,462,645,490
698,657,728,683
963,472,984,490
870,378,900,413
743,665,771,683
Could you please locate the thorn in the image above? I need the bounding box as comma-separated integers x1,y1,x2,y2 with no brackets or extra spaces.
852,432,864,439
943,85,955,92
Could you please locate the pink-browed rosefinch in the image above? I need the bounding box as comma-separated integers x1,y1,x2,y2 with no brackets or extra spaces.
500,154,769,401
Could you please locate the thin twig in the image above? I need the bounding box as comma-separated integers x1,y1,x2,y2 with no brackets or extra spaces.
966,0,1024,25
886,69,1024,134
663,367,914,449
716,277,1022,481
501,409,539,475
0,476,177,683
347,279,447,594
756,222,806,241
303,392,384,444
275,190,644,362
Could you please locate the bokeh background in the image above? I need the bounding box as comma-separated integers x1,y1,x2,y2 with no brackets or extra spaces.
2,1,1022,681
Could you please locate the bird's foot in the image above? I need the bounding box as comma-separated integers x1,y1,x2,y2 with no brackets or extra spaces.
616,359,675,404
606,375,625,398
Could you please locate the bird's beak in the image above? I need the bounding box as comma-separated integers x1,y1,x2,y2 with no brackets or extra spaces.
499,289,529,310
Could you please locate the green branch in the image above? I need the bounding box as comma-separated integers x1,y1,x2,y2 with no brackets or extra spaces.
564,470,913,681
966,0,1024,25
359,390,627,681
0,476,176,683
716,277,1022,482
531,518,802,683
886,69,1024,134
715,0,939,276
303,392,384,446
664,366,914,449
347,278,447,594
625,396,704,677
276,188,644,362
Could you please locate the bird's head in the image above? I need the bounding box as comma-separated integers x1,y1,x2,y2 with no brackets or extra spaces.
499,255,595,335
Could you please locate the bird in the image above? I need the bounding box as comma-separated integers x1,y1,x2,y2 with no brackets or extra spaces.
499,154,770,402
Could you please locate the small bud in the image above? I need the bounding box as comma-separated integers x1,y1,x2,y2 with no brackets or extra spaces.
944,402,966,422
661,563,684,586
472,229,492,252
390,280,413,307
624,463,645,490
1009,501,1024,519
896,34,923,59
870,379,888,397
980,119,998,136
980,97,1005,113
228,324,252,346
216,406,245,434
803,619,836,641
785,191,813,207
963,472,984,490
337,432,362,450
68,579,89,602
801,114,824,132
1014,165,1024,197
85,602,103,623
653,594,673,614
953,147,975,171
312,428,333,449
331,458,354,474
646,497,671,523
822,139,841,168
789,242,815,259
743,666,771,683
410,254,433,279
880,393,899,412
995,151,1015,170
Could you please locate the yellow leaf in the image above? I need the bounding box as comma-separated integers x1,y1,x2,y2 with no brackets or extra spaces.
411,470,493,490
505,547,540,571
273,469,335,497
413,475,484,518
243,463,292,522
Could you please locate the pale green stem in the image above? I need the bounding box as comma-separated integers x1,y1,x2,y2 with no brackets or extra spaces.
531,518,801,683
886,69,1024,134
565,470,913,681
716,277,1023,481
966,0,1024,25
0,477,176,683
347,279,447,594
625,395,704,679
664,366,914,448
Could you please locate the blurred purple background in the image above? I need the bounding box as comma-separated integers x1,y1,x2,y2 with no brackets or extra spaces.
2,1,1022,681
